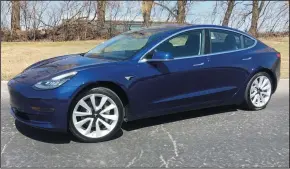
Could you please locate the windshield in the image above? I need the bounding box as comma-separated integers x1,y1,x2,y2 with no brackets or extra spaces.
84,30,159,60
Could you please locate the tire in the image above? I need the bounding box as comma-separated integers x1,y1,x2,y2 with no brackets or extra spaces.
69,87,124,143
242,72,273,110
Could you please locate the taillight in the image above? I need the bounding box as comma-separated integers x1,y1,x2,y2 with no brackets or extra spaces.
276,53,281,58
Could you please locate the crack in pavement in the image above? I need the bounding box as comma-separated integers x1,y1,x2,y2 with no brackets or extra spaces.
1,133,16,157
157,125,182,168
161,125,179,157
159,155,168,168
159,155,176,168
126,149,143,167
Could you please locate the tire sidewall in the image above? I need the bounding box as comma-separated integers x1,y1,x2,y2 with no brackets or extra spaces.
69,87,124,143
244,72,273,110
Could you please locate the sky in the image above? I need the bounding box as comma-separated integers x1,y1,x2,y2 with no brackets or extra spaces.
1,1,288,32
15,1,219,25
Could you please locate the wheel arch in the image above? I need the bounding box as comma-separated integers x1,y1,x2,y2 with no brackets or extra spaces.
72,81,129,106
232,67,278,106
251,67,278,93
67,81,130,130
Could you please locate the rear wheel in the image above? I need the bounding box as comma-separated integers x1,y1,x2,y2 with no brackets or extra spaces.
69,87,124,142
243,72,273,110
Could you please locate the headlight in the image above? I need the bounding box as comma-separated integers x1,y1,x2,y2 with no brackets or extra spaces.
34,71,77,89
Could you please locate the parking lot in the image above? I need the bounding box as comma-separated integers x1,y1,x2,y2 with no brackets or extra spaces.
1,80,289,168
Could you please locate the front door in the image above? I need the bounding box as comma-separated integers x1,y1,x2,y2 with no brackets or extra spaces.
128,29,217,119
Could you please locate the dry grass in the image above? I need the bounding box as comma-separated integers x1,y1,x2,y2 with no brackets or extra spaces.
1,37,289,80
1,40,103,80
259,37,289,79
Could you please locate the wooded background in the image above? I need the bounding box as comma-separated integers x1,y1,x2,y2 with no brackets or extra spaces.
1,0,289,41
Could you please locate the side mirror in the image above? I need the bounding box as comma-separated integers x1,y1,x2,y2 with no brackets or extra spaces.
147,50,174,62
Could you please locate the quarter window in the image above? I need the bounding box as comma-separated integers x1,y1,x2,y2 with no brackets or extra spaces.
210,29,242,53
147,30,203,58
244,36,255,48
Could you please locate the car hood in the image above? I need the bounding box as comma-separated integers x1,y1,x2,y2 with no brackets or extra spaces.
12,54,117,84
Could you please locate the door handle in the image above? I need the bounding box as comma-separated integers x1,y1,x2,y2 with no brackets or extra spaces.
193,62,204,66
242,57,252,61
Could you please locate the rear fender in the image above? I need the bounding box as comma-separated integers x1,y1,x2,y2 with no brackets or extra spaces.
231,66,278,105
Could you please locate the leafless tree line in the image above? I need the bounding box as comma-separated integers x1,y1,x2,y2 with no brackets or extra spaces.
1,0,289,41
211,0,289,34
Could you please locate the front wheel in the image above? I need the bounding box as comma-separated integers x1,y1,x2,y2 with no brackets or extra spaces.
243,72,273,110
69,87,124,142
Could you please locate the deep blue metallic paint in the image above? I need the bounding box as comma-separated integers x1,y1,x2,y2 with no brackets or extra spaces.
8,25,281,132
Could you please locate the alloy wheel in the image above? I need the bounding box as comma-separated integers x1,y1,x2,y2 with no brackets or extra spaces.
249,75,272,108
72,94,119,138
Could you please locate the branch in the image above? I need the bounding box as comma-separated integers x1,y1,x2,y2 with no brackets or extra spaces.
258,0,265,14
153,2,177,19
62,3,85,24
259,1,271,19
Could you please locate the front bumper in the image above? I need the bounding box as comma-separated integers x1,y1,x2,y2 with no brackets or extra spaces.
8,79,79,132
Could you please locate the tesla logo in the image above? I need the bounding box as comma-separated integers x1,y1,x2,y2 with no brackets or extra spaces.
125,76,134,81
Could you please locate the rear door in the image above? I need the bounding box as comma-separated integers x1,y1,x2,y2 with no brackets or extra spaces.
205,28,255,102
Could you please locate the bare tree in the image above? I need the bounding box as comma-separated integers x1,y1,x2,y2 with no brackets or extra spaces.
106,1,121,37
11,0,21,36
33,2,50,40
44,2,66,41
268,2,289,32
97,1,106,29
1,1,11,30
177,0,186,23
152,1,179,23
249,0,265,37
153,1,192,23
257,1,272,31
2,0,289,42
82,1,95,40
211,1,219,24
121,2,142,31
18,1,50,40
141,0,154,27
222,0,235,26
151,1,167,22
153,1,183,23
20,1,30,32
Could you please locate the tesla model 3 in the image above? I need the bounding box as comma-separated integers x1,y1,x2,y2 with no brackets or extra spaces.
8,24,281,142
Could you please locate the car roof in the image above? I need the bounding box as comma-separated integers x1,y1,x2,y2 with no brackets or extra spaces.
131,24,254,39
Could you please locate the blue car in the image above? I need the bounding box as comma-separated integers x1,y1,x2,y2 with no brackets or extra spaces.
8,24,281,142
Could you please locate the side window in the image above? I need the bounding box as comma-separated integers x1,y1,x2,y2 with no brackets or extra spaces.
244,36,255,48
169,34,188,47
145,30,203,59
210,29,242,53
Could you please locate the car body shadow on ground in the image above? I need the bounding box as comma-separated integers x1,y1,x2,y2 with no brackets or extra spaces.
122,105,238,131
14,105,238,144
15,120,124,144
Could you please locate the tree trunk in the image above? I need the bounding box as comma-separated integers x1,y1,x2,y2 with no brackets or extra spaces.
11,1,21,36
141,0,154,27
222,0,235,26
249,0,259,37
177,0,186,23
97,1,106,30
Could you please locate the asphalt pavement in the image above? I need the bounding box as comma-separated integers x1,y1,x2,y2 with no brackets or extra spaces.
1,80,289,168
